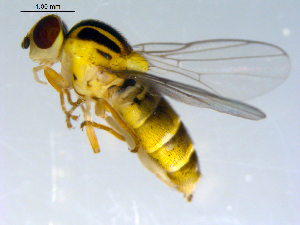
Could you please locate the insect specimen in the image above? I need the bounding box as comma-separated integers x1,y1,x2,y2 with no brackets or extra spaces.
22,15,290,201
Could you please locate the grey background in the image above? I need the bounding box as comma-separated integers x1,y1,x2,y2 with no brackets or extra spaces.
1,0,299,224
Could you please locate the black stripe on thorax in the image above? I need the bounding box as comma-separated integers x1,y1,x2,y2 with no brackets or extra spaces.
77,27,121,53
68,19,132,54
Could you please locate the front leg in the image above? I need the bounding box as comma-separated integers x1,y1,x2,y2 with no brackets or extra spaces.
44,67,80,128
44,66,71,91
32,60,55,85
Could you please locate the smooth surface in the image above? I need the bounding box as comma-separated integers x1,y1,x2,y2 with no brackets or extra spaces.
1,1,299,224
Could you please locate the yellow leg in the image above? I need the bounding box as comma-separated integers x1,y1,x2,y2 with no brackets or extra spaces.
85,123,100,154
59,91,81,128
44,67,71,91
80,103,101,154
102,100,140,153
63,89,84,106
80,121,125,142
80,101,126,153
61,89,85,128
44,67,81,128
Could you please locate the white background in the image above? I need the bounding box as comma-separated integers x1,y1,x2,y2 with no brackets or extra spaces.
1,1,299,224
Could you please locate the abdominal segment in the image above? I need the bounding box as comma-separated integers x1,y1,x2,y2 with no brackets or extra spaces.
111,81,201,198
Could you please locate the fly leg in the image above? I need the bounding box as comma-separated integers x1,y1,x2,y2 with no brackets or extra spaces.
80,101,102,154
33,65,48,85
59,90,84,128
80,121,125,142
102,100,141,153
80,99,140,153
44,67,81,128
80,100,127,154
33,60,54,85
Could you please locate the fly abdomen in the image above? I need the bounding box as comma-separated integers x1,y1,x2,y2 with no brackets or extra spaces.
135,97,200,194
113,84,161,129
112,83,200,197
149,123,194,173
134,98,181,152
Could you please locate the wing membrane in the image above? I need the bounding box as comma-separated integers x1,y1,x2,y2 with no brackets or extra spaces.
110,70,266,120
133,40,290,101
108,40,290,120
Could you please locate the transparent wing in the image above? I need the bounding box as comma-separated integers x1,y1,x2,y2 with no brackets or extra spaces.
110,70,266,120
109,39,290,120
133,39,290,101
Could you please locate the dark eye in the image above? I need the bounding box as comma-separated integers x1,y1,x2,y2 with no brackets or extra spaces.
33,15,61,49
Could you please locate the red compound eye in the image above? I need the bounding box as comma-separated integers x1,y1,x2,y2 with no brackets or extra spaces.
33,15,60,49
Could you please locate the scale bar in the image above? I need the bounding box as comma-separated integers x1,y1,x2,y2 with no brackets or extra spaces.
21,11,75,12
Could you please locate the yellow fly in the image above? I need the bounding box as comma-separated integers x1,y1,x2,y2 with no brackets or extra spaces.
22,15,290,202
